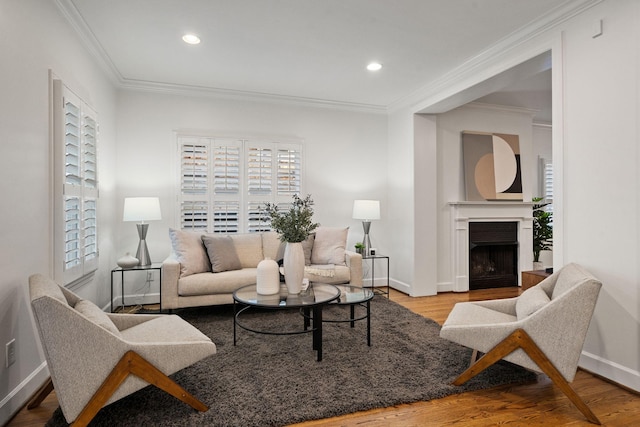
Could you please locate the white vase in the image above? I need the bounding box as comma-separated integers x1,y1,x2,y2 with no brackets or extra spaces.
283,242,305,294
117,253,139,268
256,258,280,295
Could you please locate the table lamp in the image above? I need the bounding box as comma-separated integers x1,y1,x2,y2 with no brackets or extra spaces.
123,197,161,266
352,200,380,257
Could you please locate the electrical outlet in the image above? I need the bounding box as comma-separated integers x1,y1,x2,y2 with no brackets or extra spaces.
146,271,154,282
6,339,16,367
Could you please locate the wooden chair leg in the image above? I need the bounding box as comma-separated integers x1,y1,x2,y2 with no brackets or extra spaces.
453,329,601,425
27,377,54,409
71,350,208,427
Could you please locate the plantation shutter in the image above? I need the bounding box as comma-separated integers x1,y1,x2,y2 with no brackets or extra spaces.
177,135,303,233
277,145,302,195
180,139,210,230
539,157,553,213
53,80,99,285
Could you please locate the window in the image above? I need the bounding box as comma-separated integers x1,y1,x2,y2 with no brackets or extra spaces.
177,135,302,233
539,156,553,213
53,80,99,285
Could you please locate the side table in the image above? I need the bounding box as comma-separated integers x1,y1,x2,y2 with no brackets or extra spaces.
111,263,162,313
362,254,390,298
521,269,551,290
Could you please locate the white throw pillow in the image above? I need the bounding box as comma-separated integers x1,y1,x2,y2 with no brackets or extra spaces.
311,227,348,266
515,286,550,320
169,228,211,277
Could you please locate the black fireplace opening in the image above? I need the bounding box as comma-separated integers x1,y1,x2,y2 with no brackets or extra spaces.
469,221,518,290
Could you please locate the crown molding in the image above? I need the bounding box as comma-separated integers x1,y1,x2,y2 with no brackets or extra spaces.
388,0,603,114
118,78,388,114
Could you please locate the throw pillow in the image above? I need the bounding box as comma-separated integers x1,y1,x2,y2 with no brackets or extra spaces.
301,233,315,265
74,300,121,336
515,285,551,320
169,228,211,277
311,226,348,266
201,235,243,273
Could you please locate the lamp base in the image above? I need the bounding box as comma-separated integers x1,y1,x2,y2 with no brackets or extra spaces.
135,223,152,266
362,221,372,257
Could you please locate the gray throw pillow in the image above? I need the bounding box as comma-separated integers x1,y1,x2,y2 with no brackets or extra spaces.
515,285,550,320
75,300,121,336
311,227,348,266
201,235,243,273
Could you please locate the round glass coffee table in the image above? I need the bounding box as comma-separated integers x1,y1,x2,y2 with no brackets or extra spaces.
323,284,374,346
233,283,340,361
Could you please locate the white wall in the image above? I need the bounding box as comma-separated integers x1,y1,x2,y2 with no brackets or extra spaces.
435,104,535,289
388,0,640,391
532,124,553,198
114,90,388,300
0,1,118,424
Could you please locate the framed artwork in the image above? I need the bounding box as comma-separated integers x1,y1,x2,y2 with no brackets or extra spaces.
462,131,523,201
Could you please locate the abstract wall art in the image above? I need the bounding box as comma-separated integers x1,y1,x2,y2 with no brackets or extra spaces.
462,131,523,201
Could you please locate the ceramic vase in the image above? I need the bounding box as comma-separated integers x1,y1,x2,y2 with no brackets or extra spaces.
117,253,139,268
256,257,280,295
283,242,305,294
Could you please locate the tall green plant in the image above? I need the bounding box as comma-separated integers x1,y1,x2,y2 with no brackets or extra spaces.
532,197,553,262
263,194,319,243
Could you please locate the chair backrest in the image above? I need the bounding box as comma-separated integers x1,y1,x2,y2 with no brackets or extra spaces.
29,274,127,423
517,263,602,381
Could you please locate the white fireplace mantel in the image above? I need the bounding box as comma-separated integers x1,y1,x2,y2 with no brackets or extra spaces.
449,201,534,292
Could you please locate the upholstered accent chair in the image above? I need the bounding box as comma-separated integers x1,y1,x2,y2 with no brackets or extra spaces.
28,274,217,426
440,263,602,424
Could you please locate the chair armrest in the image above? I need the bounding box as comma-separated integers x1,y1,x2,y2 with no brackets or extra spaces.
107,313,164,331
161,256,181,310
345,250,363,286
473,297,518,316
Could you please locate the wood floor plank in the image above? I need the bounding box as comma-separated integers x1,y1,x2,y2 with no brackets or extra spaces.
7,287,640,426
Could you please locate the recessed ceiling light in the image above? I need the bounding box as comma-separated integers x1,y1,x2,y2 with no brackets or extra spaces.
367,62,382,71
182,34,201,45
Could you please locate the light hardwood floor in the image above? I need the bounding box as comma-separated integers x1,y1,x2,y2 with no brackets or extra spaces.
7,288,640,426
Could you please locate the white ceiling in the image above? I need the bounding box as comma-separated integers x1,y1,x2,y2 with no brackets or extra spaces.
63,0,565,114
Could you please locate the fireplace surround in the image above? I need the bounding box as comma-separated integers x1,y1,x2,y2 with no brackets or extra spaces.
449,202,533,292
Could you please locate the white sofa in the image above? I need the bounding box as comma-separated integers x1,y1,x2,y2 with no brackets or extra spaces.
161,228,363,310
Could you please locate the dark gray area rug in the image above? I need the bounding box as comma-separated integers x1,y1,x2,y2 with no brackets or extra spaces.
46,296,536,426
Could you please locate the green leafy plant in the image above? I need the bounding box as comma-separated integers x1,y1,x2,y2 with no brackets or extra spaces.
263,194,319,243
532,197,553,263
354,242,365,254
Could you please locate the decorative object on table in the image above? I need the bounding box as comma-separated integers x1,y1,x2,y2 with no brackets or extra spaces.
263,194,319,294
116,253,139,269
256,257,280,295
123,197,162,266
462,131,523,201
532,197,553,269
352,199,380,256
354,242,365,255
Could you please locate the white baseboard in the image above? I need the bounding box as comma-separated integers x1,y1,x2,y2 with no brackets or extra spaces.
437,281,454,293
0,362,49,426
580,350,640,392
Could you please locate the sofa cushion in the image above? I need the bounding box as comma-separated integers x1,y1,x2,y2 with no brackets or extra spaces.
262,232,283,261
311,226,348,266
515,286,550,320
74,300,121,336
169,228,211,277
229,233,264,268
178,269,258,296
302,233,315,265
202,235,243,273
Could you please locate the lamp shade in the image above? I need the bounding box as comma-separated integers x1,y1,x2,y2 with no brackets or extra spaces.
352,200,380,220
123,197,162,222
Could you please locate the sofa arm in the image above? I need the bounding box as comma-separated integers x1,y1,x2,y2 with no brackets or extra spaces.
161,256,181,310
345,250,363,286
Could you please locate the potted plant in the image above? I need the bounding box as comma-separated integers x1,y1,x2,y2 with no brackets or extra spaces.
532,197,553,269
354,242,365,255
263,194,319,293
